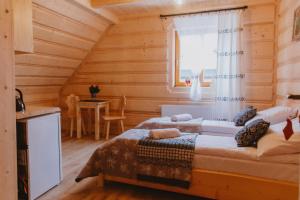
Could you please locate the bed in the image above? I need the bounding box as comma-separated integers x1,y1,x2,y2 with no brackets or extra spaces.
76,127,299,200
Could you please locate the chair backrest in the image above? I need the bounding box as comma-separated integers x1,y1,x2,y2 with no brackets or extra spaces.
65,94,80,118
119,96,127,116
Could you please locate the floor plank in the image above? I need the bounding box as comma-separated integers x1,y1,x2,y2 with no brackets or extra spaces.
37,136,211,200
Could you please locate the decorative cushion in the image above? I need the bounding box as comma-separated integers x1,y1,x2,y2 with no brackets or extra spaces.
235,119,270,147
283,118,294,140
233,106,257,126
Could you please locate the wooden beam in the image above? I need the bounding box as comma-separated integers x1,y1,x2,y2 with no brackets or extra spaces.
0,0,17,199
103,169,298,200
91,0,140,7
68,0,119,24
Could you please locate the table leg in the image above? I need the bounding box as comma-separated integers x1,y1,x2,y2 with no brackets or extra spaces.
76,103,82,139
87,108,92,135
95,105,100,140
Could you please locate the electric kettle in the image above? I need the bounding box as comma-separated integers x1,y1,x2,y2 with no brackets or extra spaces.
16,88,26,112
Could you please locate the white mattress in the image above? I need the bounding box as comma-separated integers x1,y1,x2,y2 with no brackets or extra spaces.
200,120,243,136
193,135,299,183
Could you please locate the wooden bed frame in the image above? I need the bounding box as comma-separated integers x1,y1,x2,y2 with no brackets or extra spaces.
97,169,298,200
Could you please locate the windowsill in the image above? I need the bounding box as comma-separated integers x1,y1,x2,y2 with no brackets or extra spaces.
175,81,212,88
167,84,215,102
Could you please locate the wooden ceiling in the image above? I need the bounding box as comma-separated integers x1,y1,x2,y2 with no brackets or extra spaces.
94,0,206,17
92,0,275,18
91,0,141,7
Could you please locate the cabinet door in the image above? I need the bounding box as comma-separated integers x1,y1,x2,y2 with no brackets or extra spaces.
27,113,61,200
13,0,33,53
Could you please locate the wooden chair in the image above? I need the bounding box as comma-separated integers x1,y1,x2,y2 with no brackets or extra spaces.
103,96,127,140
65,94,86,137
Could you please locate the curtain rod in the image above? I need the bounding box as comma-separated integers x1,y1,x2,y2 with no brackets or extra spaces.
160,6,248,18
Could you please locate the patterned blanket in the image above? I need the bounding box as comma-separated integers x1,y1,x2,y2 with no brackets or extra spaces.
136,117,203,133
76,129,197,188
137,134,197,188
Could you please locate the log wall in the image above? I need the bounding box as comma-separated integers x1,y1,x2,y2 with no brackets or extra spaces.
276,0,300,108
61,0,277,133
15,0,112,106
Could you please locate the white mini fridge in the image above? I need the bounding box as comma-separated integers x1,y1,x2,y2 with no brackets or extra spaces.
17,112,63,200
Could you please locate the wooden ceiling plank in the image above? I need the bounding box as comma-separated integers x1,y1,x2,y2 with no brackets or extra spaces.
68,0,120,24
91,0,141,7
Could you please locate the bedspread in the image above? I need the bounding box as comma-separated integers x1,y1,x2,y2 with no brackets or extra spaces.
137,134,197,188
76,129,197,188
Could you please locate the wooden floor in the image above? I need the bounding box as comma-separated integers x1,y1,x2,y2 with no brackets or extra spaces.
38,135,211,200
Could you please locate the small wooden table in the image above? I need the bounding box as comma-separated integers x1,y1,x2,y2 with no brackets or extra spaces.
76,99,109,140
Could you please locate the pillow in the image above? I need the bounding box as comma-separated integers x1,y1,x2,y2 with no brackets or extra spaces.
257,118,300,157
235,119,270,147
246,106,298,125
171,114,193,122
233,106,257,126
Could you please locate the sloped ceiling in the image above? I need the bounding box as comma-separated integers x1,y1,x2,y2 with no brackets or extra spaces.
15,0,113,106
101,0,275,18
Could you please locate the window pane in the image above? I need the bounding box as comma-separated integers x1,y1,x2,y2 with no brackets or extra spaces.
178,32,218,82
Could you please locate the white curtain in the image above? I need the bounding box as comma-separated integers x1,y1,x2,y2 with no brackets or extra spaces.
213,11,245,121
189,73,202,101
173,14,218,33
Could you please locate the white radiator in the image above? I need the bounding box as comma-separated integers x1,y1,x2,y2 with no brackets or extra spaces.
161,104,214,120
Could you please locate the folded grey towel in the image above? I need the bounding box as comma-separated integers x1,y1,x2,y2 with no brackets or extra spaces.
171,114,193,122
149,128,181,139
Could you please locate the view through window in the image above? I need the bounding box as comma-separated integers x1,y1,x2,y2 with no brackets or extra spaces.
175,31,218,87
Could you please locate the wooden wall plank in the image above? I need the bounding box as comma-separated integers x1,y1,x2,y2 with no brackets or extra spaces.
15,0,111,107
16,77,67,86
33,24,94,50
277,62,300,81
15,64,74,77
0,0,17,198
244,23,274,42
89,47,167,62
246,73,273,84
79,62,167,73
33,39,88,60
15,54,81,68
71,73,168,84
17,85,61,94
243,58,273,72
247,41,274,58
32,4,101,41
33,0,110,31
244,4,275,24
276,0,300,105
108,17,165,35
98,32,167,49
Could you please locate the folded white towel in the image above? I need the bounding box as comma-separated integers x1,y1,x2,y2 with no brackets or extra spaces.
171,114,193,122
149,128,181,139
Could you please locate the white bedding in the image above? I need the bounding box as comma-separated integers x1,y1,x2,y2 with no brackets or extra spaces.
137,117,242,136
200,120,243,136
193,135,299,183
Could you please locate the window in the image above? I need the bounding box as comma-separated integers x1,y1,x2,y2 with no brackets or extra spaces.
175,30,218,87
